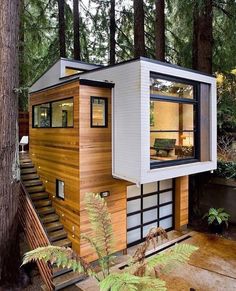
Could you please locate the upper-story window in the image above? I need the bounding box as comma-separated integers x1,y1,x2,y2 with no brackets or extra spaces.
90,97,108,127
150,73,199,168
33,98,73,128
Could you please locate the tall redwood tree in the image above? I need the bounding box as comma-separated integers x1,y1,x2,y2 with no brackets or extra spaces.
192,0,213,74
155,0,165,61
0,0,21,287
133,0,146,57
109,0,116,64
57,0,66,58
73,0,81,60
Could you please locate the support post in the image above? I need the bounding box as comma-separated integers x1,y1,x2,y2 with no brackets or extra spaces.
175,176,189,230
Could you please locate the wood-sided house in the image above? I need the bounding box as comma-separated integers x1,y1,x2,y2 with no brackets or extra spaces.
27,57,217,265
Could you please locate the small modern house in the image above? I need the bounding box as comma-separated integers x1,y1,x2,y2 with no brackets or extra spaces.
26,57,217,267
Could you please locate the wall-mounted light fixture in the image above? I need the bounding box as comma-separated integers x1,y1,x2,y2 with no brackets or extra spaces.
100,191,110,198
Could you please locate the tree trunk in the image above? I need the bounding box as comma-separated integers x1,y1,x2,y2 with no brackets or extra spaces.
155,0,165,61
192,0,213,74
0,0,21,288
133,0,146,58
73,0,81,60
57,0,66,58
109,0,116,65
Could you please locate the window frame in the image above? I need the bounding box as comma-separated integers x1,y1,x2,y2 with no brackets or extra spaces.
90,96,108,128
150,72,201,169
32,97,74,129
56,179,65,200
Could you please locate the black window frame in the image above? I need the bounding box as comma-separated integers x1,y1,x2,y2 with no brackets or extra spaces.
150,72,200,169
32,97,74,128
56,179,65,200
90,96,108,128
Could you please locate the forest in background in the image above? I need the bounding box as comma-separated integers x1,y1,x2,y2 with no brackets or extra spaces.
20,0,236,111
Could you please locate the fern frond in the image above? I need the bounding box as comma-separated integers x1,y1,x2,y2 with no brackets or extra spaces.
84,193,114,258
146,243,198,274
100,273,166,291
22,245,95,277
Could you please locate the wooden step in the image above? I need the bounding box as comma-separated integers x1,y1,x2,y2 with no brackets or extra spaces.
27,185,45,194
21,167,37,175
41,213,60,224
38,206,55,215
34,199,52,209
49,230,67,242
53,238,72,248
23,179,42,187
31,192,49,201
53,271,84,291
20,162,34,169
45,221,64,232
21,173,39,181
52,267,73,278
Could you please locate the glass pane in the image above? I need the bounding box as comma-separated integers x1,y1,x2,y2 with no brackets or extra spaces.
159,204,172,218
143,222,158,237
150,77,194,99
159,217,172,229
143,182,157,194
92,97,107,127
159,179,172,190
127,185,141,198
127,199,141,213
143,195,157,209
52,98,73,128
150,100,195,162
33,103,50,128
127,228,141,244
127,214,141,229
143,209,157,224
159,191,172,204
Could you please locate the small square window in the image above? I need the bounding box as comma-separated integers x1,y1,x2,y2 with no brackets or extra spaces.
90,97,108,127
56,179,65,199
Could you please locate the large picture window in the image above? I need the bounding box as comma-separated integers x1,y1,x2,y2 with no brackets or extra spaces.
33,98,73,128
150,73,199,168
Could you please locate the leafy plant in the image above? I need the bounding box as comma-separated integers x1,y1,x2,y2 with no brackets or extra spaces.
22,193,198,291
203,208,230,228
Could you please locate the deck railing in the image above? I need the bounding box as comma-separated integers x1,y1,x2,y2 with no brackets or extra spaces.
19,182,54,290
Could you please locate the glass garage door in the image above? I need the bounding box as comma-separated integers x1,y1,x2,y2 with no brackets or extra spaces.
127,179,174,246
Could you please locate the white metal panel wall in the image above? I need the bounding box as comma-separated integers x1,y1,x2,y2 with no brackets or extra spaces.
82,61,142,183
140,59,217,184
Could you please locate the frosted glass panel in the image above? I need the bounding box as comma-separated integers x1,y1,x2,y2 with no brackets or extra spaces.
159,204,172,218
143,209,157,224
159,217,172,229
127,185,141,198
143,195,157,209
143,182,157,194
127,214,141,229
159,179,173,190
143,222,158,237
127,228,141,244
127,199,141,213
159,191,172,204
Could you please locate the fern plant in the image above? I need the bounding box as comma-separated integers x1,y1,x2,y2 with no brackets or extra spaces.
22,193,198,291
203,207,230,227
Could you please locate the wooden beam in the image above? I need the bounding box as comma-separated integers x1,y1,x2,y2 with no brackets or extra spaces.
175,176,189,230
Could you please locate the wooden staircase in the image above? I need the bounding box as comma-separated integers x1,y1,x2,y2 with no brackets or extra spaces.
19,153,83,290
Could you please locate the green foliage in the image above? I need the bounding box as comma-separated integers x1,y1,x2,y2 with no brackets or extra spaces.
100,273,166,291
215,160,236,179
203,207,230,227
22,193,198,290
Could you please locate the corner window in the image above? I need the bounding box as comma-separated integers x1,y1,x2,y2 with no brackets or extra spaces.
32,98,74,128
150,73,199,168
56,179,65,199
90,97,108,127
52,98,73,127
